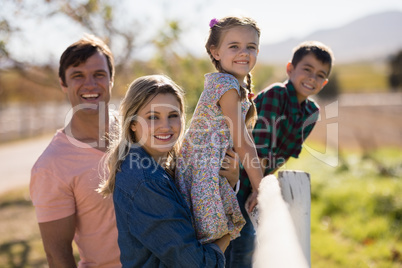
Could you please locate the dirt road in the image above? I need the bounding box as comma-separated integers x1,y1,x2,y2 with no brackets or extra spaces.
0,134,53,194
309,94,402,150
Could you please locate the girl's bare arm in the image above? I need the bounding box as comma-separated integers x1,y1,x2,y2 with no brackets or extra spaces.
219,89,264,198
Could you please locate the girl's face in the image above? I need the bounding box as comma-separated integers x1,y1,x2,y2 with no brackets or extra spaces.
131,93,182,163
211,25,259,83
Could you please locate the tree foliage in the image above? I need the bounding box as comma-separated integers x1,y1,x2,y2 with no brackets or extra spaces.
1,0,141,69
0,0,275,112
0,0,141,103
147,20,214,116
317,71,340,100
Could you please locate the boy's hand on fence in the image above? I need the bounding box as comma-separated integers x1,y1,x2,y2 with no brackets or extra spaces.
246,191,258,213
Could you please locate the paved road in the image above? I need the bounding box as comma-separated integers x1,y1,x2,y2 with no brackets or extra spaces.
0,134,53,194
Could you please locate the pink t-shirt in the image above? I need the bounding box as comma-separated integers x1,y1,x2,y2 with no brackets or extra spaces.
30,130,121,267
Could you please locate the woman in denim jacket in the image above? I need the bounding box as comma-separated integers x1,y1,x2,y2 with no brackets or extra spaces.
99,75,239,267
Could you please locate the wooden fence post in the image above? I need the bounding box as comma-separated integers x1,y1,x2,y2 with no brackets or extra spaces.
278,170,311,266
253,174,309,268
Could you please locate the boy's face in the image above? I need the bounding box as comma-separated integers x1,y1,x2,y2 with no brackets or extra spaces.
286,53,330,103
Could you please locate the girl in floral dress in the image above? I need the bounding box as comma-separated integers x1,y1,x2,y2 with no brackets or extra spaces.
175,16,264,243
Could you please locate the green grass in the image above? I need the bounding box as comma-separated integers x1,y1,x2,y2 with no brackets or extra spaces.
285,143,402,267
0,188,48,267
0,188,81,267
332,62,389,93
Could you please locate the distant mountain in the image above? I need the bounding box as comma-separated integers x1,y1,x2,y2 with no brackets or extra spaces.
258,10,402,64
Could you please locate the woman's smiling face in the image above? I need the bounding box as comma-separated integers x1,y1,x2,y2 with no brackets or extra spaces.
130,93,182,163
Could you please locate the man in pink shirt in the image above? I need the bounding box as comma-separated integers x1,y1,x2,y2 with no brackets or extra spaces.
30,35,121,267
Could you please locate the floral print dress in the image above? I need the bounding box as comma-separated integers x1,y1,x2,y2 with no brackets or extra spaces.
175,72,251,243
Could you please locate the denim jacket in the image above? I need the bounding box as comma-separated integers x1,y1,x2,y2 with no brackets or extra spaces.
113,146,225,267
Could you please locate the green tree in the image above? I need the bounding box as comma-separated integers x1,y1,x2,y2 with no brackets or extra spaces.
0,0,142,102
317,71,340,100
1,0,140,70
148,20,214,116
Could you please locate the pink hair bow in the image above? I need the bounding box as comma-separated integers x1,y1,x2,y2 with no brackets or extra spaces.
209,18,219,28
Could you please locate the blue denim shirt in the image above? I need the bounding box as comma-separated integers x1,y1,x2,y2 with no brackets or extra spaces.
113,146,225,267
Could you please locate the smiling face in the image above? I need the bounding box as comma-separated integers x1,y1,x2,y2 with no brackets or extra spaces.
130,93,182,163
60,51,113,114
211,25,259,83
287,53,330,103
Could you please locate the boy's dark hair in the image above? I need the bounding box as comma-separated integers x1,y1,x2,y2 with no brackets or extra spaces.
59,34,115,86
291,41,334,76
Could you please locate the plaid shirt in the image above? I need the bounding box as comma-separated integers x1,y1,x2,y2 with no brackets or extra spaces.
239,80,320,198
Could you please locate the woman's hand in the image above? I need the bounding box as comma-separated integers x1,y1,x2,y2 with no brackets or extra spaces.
219,148,240,188
213,234,231,253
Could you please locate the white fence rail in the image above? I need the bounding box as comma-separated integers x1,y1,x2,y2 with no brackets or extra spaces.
0,102,70,142
254,170,311,268
0,100,121,143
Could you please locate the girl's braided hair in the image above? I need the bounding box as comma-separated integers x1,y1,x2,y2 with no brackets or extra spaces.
205,16,260,128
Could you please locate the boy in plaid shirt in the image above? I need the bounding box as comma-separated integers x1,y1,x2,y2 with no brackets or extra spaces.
225,40,334,267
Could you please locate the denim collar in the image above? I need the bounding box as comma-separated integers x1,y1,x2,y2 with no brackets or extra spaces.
127,144,171,178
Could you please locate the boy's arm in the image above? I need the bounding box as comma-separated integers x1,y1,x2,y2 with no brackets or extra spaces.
260,156,289,176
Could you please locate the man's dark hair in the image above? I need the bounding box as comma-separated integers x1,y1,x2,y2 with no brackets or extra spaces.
59,34,114,86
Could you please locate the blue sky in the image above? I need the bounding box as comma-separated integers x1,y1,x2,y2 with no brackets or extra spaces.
3,0,402,64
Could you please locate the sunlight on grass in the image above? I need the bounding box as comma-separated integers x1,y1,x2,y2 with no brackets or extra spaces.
285,142,402,267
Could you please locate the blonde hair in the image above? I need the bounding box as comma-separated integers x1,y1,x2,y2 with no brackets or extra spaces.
205,16,260,128
98,75,186,197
